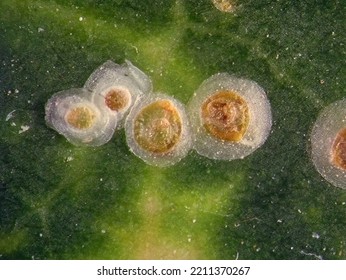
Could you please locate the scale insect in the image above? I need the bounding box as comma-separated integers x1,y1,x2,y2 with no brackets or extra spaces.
188,73,272,160
84,60,153,128
311,98,346,189
45,88,117,146
125,93,192,167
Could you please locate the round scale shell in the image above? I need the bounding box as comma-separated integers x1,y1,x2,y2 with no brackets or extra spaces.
311,98,346,189
45,88,117,146
188,73,272,160
125,93,192,167
84,60,152,127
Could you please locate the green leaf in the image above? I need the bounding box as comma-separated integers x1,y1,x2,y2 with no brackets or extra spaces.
0,0,345,259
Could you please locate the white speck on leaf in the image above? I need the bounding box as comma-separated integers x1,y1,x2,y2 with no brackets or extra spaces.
300,250,323,260
312,232,320,239
19,125,30,134
5,110,16,121
66,156,74,162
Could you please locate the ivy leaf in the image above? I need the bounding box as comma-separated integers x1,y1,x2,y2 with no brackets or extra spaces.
0,0,345,259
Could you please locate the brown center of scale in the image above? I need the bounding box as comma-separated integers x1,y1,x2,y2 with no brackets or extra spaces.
331,127,346,170
105,88,130,111
134,100,182,154
201,91,249,142
65,106,96,130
